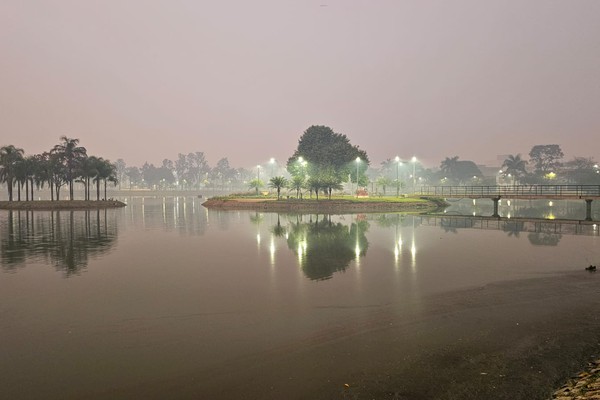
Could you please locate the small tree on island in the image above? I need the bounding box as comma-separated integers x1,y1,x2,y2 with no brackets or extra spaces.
269,176,288,200
248,178,264,195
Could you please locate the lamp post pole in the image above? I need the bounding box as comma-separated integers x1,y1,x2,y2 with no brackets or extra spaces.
411,156,417,193
356,157,360,198
395,156,400,197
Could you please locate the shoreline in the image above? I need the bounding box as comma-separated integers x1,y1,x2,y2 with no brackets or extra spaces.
0,200,127,210
202,196,448,213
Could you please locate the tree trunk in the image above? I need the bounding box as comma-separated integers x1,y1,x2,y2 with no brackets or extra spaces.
7,177,13,201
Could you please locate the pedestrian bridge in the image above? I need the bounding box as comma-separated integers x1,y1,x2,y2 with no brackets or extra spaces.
417,185,600,220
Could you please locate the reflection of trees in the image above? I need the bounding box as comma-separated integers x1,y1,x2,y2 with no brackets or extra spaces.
373,213,406,228
503,221,525,238
527,232,561,246
271,214,286,238
1,210,118,276
284,214,369,281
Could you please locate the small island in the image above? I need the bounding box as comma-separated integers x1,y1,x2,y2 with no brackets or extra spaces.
0,200,126,210
203,195,447,213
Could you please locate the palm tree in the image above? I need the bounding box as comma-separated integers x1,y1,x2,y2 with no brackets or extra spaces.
502,154,528,184
80,156,99,200
0,145,25,201
440,156,460,180
96,159,117,200
268,176,288,200
52,136,87,200
32,153,51,200
289,175,305,199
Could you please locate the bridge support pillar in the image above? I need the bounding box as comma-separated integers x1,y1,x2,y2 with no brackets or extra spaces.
492,197,500,217
585,199,593,221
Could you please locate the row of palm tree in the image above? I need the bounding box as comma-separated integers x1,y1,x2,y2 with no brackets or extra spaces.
0,137,117,201
251,175,345,201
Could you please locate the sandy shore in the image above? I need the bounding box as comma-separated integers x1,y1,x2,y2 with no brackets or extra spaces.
76,271,600,400
0,200,126,210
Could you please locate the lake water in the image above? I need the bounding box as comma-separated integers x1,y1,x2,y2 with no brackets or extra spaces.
1,196,599,399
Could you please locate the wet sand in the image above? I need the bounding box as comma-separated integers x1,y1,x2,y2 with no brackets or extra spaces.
83,271,600,400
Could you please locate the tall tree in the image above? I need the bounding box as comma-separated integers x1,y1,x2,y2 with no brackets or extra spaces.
286,125,369,189
51,136,87,200
529,144,563,175
0,145,25,201
562,157,599,184
96,159,117,200
115,159,126,190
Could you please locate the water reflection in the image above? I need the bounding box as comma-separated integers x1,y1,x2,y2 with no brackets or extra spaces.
125,196,209,235
420,215,599,247
271,214,369,281
0,210,118,276
445,198,599,220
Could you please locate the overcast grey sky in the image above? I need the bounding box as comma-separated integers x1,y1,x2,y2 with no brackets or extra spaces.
1,0,599,168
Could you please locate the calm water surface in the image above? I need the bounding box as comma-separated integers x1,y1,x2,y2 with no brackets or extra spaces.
1,196,599,399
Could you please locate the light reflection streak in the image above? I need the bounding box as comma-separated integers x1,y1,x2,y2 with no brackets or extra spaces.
269,236,275,266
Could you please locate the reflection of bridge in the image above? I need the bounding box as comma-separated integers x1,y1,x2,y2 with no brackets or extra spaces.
419,214,599,237
418,185,600,219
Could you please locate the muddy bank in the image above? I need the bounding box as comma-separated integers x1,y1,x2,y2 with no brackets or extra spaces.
84,272,600,400
0,200,126,210
202,197,446,213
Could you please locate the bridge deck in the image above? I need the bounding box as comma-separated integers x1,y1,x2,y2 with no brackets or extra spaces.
418,185,600,200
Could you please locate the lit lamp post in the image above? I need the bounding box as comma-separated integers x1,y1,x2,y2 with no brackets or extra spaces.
395,156,401,197
411,156,417,192
355,157,361,198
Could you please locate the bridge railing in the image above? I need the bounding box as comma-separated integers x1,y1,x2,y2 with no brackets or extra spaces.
417,185,600,198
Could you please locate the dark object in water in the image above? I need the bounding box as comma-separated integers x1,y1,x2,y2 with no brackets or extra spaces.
585,265,597,271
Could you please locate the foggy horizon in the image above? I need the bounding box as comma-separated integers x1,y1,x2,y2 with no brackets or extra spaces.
2,1,599,169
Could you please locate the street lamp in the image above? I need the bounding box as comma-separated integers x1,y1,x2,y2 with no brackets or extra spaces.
395,156,401,197
411,156,417,192
355,157,361,198
257,165,261,182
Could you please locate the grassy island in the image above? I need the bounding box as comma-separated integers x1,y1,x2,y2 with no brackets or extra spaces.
0,200,126,210
203,195,447,213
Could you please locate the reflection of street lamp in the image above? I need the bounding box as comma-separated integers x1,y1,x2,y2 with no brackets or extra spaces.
395,156,401,197
356,157,361,198
411,156,417,191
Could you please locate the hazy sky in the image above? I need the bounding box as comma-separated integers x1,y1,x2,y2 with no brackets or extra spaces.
1,0,599,169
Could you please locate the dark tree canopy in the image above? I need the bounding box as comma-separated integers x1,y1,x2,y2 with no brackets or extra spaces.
439,156,482,184
529,144,563,175
286,125,369,188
